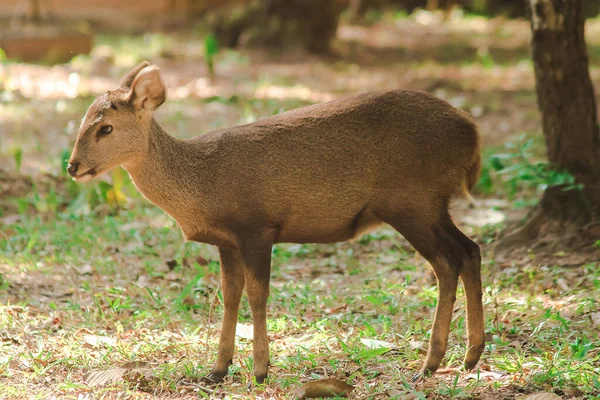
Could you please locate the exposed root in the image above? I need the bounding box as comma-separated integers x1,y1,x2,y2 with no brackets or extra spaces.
495,186,600,266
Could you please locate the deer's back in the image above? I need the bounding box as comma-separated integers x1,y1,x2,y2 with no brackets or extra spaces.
184,90,478,243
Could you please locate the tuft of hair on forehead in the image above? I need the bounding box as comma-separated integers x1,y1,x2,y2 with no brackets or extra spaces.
103,89,132,110
80,93,118,129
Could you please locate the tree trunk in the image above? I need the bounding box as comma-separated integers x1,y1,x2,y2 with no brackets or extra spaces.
530,0,600,194
299,0,342,54
427,0,439,11
29,0,41,22
209,0,342,54
497,0,600,261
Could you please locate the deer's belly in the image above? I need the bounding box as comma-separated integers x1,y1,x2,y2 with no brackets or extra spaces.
274,207,381,244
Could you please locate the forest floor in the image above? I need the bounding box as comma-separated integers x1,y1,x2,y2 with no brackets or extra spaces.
0,11,599,399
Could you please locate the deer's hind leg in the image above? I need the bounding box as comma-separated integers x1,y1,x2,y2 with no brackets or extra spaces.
448,224,484,370
378,205,481,379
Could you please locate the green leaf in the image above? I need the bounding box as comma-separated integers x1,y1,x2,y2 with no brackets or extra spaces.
490,157,505,171
97,181,113,203
13,147,22,174
204,34,219,59
61,149,71,173
204,34,219,77
518,174,536,181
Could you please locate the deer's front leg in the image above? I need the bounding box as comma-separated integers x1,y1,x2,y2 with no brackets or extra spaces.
240,238,273,384
207,247,245,383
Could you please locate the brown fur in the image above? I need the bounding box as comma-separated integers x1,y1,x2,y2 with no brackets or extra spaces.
68,62,484,383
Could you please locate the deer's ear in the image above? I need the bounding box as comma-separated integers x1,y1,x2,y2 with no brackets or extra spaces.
118,61,150,89
128,66,166,111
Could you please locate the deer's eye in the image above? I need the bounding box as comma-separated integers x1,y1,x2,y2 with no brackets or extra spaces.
98,125,113,137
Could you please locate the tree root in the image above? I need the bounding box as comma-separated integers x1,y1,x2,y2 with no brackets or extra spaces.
495,186,600,266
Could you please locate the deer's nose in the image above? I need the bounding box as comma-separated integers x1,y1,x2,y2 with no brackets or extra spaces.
67,162,79,177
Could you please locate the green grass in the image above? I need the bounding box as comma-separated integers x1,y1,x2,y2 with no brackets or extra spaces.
1,178,599,399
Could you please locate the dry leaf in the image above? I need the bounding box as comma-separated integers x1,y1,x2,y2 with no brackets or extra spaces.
326,305,348,314
360,338,397,350
136,274,151,288
164,272,180,282
83,334,116,348
517,393,561,400
293,379,354,399
236,323,254,340
465,369,507,380
166,260,178,270
591,312,600,327
196,256,210,266
77,264,94,275
2,215,20,225
556,278,570,292
409,340,427,355
41,288,74,298
461,208,505,227
84,361,152,387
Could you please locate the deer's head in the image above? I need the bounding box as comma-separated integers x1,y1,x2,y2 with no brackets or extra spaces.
67,61,166,181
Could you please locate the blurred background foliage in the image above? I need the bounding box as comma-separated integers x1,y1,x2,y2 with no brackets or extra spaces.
1,0,599,214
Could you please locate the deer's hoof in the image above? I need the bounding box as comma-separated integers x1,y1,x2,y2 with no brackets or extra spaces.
463,345,484,371
411,372,423,383
254,373,268,385
201,372,226,385
412,365,437,383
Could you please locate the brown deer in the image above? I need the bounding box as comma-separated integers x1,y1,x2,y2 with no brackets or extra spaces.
68,61,484,384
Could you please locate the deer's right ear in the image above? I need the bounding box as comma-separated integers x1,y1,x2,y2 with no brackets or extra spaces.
118,61,151,89
129,66,166,112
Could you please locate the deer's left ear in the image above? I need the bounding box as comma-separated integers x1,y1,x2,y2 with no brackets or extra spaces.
118,61,150,89
128,66,166,111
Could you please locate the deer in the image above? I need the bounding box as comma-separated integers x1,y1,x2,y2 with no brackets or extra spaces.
67,61,484,384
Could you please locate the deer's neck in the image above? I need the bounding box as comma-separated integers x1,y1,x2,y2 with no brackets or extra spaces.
123,119,208,239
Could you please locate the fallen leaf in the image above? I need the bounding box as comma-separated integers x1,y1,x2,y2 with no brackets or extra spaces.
2,215,20,225
326,305,348,314
409,340,427,355
0,333,20,344
461,208,505,227
562,387,584,397
465,369,507,380
200,273,219,287
556,277,570,292
136,274,151,288
166,260,178,270
78,264,94,275
196,256,210,266
517,393,561,400
164,272,180,282
84,361,153,387
591,312,600,327
83,334,116,348
40,288,74,298
293,379,354,399
236,323,254,340
360,338,397,350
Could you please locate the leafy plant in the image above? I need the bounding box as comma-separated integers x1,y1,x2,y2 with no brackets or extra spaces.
13,147,22,174
481,135,582,199
204,34,219,79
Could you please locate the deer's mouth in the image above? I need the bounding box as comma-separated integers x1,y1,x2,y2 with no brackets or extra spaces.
73,167,97,182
